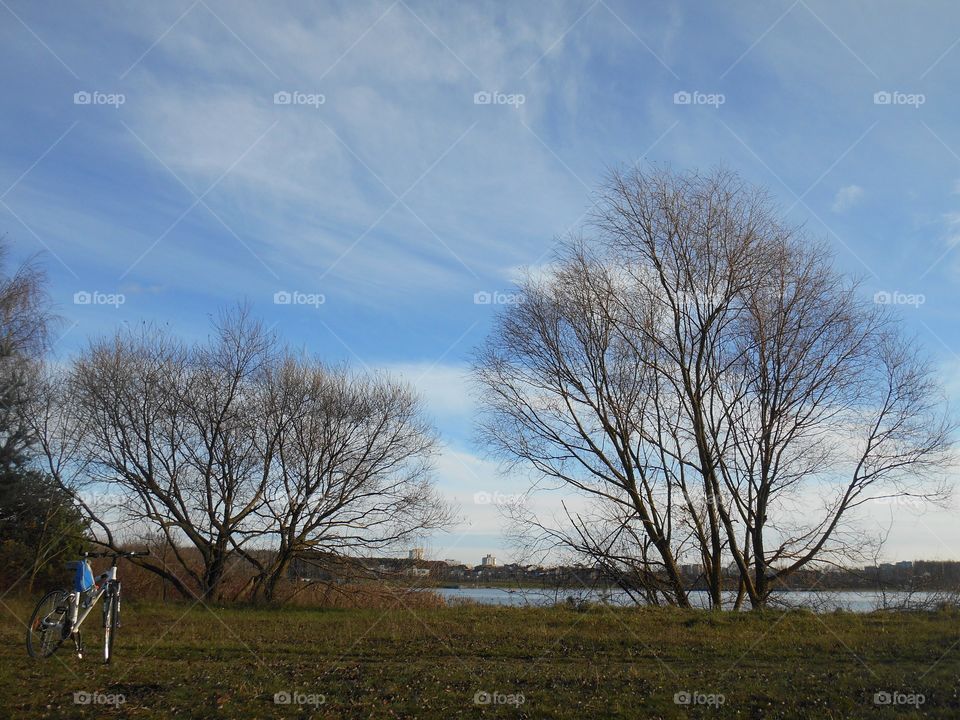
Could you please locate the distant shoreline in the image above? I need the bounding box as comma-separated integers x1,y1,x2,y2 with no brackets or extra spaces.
416,581,960,594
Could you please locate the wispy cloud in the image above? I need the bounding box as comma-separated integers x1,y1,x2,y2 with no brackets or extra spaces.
831,184,864,212
5,0,960,561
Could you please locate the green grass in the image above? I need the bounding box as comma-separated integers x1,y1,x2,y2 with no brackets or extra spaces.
2,598,958,718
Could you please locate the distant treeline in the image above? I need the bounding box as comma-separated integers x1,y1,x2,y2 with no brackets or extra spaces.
289,554,960,593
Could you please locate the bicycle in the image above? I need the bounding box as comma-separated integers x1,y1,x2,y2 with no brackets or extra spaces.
26,550,149,663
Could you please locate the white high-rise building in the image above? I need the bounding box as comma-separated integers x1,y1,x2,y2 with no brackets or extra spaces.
409,548,424,560
481,554,496,567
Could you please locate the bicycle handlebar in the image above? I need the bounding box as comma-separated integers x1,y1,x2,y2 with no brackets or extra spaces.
82,550,151,559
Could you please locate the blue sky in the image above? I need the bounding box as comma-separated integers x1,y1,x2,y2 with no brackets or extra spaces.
2,0,960,565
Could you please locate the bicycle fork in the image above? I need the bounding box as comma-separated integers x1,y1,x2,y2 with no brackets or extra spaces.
103,580,120,664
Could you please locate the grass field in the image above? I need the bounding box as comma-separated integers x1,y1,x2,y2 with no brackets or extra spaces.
1,597,958,718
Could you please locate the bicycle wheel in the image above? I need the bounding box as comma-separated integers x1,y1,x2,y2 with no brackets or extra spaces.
103,585,119,663
26,590,69,658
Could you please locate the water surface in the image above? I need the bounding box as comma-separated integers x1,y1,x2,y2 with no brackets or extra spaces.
436,586,945,612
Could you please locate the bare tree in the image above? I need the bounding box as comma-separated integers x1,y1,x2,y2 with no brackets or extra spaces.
474,166,956,608
0,240,90,595
475,245,694,607
67,306,275,599
243,358,450,602
53,305,450,602
0,241,51,470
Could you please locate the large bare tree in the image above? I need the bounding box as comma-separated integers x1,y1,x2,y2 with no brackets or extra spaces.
44,305,449,601
474,166,955,608
64,307,273,598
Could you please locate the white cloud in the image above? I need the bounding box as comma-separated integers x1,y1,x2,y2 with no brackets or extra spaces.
831,184,865,212
939,212,960,249
384,362,475,420
503,262,559,286
97,1,597,299
425,442,596,565
426,445,525,564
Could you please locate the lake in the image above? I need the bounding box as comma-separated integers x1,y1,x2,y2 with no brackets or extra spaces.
436,586,947,612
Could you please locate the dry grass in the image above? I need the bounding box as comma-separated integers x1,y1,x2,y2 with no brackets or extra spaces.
279,581,446,609
2,598,960,718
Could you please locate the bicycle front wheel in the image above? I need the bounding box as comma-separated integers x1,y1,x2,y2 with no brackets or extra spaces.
26,590,69,659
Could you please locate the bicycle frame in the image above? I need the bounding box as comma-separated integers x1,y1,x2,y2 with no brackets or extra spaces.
66,564,117,638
